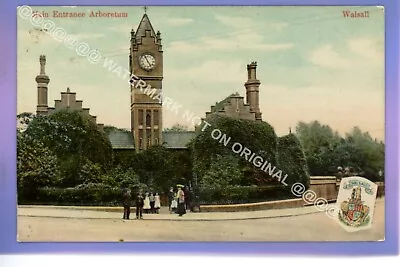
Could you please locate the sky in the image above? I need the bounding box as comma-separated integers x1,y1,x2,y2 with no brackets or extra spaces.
17,6,385,141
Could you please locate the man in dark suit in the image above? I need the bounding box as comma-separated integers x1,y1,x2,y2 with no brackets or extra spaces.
136,193,144,219
184,186,191,211
122,189,131,220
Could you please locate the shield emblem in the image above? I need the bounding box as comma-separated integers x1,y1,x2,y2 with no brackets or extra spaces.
346,204,363,221
333,176,378,232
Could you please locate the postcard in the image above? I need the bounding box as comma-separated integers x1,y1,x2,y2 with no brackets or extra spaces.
16,5,385,242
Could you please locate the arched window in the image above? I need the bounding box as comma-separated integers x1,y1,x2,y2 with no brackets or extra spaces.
155,138,158,145
147,138,151,147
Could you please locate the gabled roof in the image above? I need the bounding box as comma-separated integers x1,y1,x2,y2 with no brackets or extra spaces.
214,93,243,112
135,14,156,43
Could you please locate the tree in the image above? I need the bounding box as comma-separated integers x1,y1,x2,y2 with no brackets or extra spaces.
17,132,60,200
132,145,176,192
200,154,243,188
102,166,140,189
79,159,103,184
277,133,310,190
17,112,36,133
20,110,113,187
103,125,130,136
164,124,189,132
190,115,278,186
343,127,384,181
295,121,342,175
295,121,385,180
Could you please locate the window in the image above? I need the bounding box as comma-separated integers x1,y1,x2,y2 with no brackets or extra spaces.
155,138,158,144
153,110,159,125
139,138,143,149
146,111,151,127
147,138,151,147
138,109,143,125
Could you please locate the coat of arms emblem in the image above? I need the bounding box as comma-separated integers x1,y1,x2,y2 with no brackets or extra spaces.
334,176,378,232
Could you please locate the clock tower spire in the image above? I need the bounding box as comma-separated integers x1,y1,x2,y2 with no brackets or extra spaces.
130,12,163,151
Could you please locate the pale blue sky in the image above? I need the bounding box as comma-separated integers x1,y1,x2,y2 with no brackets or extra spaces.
17,6,385,140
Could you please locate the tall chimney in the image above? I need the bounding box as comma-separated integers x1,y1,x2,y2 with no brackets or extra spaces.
35,55,50,115
245,61,262,121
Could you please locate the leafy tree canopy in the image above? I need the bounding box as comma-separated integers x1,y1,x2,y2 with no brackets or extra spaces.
296,121,384,180
164,123,189,132
277,133,310,189
24,110,113,168
190,115,278,186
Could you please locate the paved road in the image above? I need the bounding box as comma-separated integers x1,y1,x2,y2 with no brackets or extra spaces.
17,199,385,242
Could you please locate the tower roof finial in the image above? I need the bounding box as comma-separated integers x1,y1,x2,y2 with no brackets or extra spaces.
135,8,156,42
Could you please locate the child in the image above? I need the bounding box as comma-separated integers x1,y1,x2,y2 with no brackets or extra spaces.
143,192,151,214
154,193,161,214
170,192,178,214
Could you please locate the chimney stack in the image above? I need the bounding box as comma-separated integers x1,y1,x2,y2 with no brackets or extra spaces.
35,55,50,115
245,62,262,121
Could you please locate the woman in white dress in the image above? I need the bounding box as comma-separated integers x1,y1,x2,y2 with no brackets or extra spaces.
170,192,178,213
154,193,161,214
143,192,151,214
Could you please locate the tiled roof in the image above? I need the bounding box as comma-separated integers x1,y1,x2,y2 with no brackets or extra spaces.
107,130,197,150
107,130,134,149
162,131,197,149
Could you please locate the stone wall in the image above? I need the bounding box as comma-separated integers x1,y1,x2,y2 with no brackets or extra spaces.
309,176,385,201
309,176,338,202
199,199,304,212
198,176,385,212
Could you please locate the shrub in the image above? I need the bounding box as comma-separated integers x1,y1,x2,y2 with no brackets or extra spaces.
276,134,310,193
198,185,289,205
190,115,278,186
29,184,122,206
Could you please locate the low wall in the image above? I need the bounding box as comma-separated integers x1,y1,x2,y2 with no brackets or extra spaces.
199,198,304,213
376,182,385,198
198,177,385,212
309,176,338,202
20,178,383,213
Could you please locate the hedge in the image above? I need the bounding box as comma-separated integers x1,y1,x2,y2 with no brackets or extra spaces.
190,115,278,181
18,184,296,206
198,185,291,205
18,183,148,206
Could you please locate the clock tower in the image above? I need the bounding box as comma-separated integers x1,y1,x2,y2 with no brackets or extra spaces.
130,12,163,151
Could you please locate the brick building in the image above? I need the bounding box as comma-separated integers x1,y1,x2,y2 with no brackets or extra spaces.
35,55,104,130
34,12,264,151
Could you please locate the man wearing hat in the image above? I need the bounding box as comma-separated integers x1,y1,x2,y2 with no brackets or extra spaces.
122,188,131,220
176,185,186,216
135,191,144,219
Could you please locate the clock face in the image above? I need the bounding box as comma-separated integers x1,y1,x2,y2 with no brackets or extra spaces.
139,53,156,71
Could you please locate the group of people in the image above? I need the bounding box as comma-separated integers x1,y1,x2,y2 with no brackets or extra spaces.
122,185,193,220
168,186,193,216
143,192,161,214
